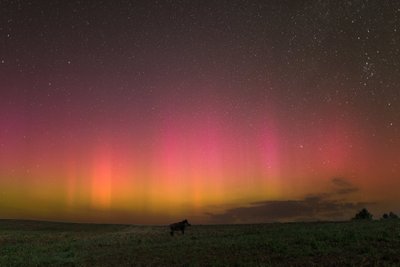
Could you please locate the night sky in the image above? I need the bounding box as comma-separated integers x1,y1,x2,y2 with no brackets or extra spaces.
1,1,399,224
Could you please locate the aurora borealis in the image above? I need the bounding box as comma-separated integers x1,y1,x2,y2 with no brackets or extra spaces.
0,1,399,224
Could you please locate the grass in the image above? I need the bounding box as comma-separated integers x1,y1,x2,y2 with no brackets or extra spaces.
0,219,399,266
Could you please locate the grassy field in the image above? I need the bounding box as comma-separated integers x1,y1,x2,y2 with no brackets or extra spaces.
0,219,399,266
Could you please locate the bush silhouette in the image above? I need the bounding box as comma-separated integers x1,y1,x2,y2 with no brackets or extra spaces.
353,208,373,220
381,212,398,220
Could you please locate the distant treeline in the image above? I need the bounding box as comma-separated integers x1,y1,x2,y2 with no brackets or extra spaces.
353,208,399,220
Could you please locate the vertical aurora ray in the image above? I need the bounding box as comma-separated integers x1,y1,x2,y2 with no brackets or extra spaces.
90,145,113,209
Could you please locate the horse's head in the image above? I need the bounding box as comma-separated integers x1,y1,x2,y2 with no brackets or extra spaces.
183,219,191,226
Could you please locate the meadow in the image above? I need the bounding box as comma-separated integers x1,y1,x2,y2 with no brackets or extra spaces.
0,219,399,266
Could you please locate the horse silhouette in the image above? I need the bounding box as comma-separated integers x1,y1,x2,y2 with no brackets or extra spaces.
169,219,191,236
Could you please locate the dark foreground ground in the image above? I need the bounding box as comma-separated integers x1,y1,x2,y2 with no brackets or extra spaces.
0,219,399,266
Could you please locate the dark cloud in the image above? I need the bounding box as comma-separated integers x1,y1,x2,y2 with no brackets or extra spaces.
207,178,374,224
331,177,359,195
331,177,353,188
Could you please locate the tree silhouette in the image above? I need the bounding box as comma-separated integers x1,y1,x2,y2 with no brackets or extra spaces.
381,212,398,220
353,208,373,220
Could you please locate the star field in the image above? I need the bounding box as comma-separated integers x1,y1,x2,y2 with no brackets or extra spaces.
0,0,399,223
